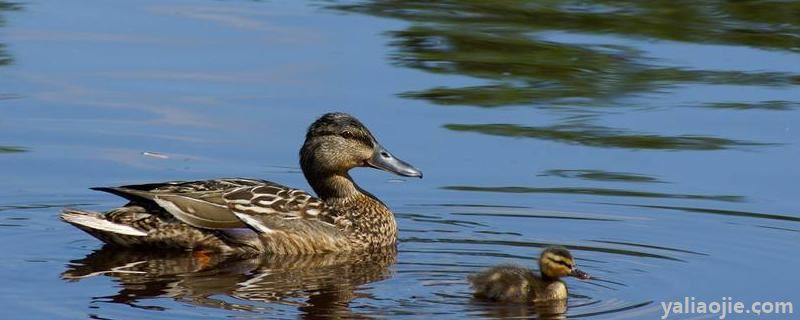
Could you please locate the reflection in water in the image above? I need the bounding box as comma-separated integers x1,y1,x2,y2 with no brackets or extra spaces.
62,246,397,318
443,185,743,202
335,1,799,105
601,202,800,222
468,297,656,320
0,146,26,153
0,2,18,64
333,1,798,148
470,299,569,320
444,123,767,150
0,2,19,100
539,169,665,183
703,100,799,111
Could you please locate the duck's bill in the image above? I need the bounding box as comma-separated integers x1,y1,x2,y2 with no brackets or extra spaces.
367,144,423,178
570,268,591,280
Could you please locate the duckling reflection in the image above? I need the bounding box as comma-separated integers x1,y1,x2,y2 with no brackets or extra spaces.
470,299,569,320
62,245,396,317
469,247,590,303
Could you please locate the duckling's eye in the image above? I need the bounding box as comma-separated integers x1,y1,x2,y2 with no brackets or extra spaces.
554,260,572,269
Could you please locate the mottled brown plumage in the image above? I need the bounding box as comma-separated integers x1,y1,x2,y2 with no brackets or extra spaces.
469,247,591,303
61,112,422,255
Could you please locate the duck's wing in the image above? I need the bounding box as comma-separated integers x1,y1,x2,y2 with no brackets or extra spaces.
221,184,336,234
93,178,269,201
92,178,276,229
93,178,336,233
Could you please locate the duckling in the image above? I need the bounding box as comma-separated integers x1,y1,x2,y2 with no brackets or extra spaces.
469,247,590,303
61,112,422,255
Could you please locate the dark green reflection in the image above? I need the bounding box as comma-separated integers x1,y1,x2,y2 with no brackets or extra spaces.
335,1,799,107
445,123,767,150
0,1,20,67
443,185,743,202
334,1,797,149
540,169,664,183
0,146,26,153
703,100,799,111
1,3,21,153
336,1,800,52
0,45,9,66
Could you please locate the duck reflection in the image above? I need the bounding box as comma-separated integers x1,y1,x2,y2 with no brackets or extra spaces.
471,299,568,320
62,246,397,318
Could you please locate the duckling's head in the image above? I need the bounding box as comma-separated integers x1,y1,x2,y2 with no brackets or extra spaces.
300,112,422,180
538,247,591,280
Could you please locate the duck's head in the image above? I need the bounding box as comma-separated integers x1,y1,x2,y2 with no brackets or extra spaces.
539,247,591,280
300,112,422,179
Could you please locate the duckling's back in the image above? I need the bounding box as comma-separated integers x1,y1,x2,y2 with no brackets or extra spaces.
468,265,535,303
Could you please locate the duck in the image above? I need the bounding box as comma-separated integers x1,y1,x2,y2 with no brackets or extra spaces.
61,112,422,256
468,246,591,303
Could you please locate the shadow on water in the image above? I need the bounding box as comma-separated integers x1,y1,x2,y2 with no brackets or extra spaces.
62,246,397,319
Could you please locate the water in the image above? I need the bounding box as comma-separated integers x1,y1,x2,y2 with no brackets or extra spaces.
1,0,798,319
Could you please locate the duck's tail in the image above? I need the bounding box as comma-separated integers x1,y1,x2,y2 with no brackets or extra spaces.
61,209,149,246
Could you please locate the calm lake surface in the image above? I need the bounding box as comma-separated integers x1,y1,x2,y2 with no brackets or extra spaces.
1,1,798,319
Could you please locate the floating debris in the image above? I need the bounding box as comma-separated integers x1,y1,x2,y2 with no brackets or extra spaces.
142,151,169,159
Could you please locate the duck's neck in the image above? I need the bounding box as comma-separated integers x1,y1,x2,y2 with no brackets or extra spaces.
540,273,561,283
305,171,363,200
303,169,397,247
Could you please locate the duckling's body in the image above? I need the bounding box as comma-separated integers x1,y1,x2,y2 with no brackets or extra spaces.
469,265,568,303
469,247,590,303
61,113,421,256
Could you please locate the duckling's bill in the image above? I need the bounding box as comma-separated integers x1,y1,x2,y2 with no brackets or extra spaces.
366,143,423,178
570,268,591,280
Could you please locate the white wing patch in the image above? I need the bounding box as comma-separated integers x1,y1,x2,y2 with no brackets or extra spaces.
234,213,275,234
61,212,148,237
153,198,190,221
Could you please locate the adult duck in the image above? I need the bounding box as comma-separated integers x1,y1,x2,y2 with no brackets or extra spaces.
61,112,422,255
